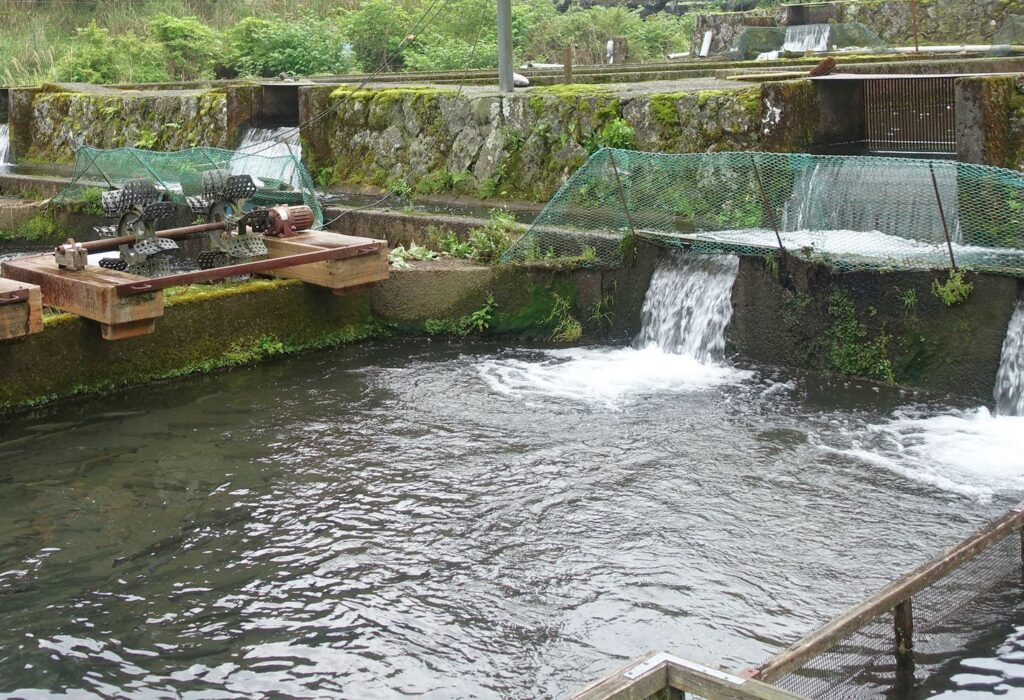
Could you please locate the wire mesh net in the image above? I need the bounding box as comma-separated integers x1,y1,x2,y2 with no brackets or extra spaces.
504,149,1024,276
51,145,323,226
767,531,1024,699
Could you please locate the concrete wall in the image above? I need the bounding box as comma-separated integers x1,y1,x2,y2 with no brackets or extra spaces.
300,81,824,203
0,253,658,414
728,256,1021,401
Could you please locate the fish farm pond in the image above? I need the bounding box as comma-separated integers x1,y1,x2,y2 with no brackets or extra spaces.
1,256,1023,698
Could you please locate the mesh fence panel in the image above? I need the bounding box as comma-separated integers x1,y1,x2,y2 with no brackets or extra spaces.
504,149,1024,275
770,533,1024,699
51,146,323,226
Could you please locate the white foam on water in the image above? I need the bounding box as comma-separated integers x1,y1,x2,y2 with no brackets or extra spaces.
690,228,1024,268
829,407,1024,500
476,253,751,407
477,345,749,407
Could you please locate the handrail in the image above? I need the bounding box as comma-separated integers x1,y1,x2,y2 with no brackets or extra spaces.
571,651,807,700
751,502,1024,683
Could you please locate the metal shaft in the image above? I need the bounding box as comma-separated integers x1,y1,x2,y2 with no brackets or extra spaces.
497,0,514,93
74,221,229,253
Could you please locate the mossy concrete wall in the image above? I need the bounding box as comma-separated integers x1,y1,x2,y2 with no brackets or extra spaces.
955,74,1024,169
300,82,822,203
0,252,658,414
14,84,261,164
728,256,1021,401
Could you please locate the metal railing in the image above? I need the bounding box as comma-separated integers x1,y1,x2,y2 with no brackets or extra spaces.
749,502,1024,698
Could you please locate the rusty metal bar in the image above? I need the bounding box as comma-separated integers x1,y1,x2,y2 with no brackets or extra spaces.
0,288,30,305
113,242,382,296
929,162,958,271
77,221,231,253
608,152,639,245
751,156,787,259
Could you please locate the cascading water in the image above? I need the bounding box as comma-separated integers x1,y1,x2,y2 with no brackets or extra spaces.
0,123,11,165
994,301,1024,416
477,253,748,404
782,23,832,53
230,127,302,188
781,158,961,244
633,253,739,362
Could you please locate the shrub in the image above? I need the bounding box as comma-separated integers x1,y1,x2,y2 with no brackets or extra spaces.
57,23,170,84
227,16,354,77
346,0,412,71
148,14,220,80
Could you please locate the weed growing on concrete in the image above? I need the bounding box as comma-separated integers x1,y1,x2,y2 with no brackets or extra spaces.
826,289,895,384
388,242,439,269
427,224,472,258
893,286,918,312
465,210,523,264
547,292,583,342
463,293,498,334
931,269,974,307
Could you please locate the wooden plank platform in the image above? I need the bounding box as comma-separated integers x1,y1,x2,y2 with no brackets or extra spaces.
1,255,164,340
0,277,43,341
264,231,388,293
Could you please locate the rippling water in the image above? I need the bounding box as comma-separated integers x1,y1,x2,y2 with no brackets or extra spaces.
0,337,1021,698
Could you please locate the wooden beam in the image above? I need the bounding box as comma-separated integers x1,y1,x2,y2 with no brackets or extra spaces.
1,255,163,340
0,277,43,341
263,231,389,291
571,652,806,700
754,503,1024,683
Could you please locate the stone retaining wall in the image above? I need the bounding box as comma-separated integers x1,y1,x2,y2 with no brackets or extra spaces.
301,82,819,203
13,84,260,163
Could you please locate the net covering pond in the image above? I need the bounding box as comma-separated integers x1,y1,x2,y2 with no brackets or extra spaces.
52,145,323,226
504,149,1024,276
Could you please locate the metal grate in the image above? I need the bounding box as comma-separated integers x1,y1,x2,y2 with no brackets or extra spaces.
864,77,956,155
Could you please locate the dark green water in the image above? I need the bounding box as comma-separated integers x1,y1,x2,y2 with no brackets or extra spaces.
0,338,1020,698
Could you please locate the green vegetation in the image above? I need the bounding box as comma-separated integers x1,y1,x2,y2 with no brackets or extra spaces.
423,292,498,336
825,290,895,384
388,242,439,269
931,269,975,307
0,0,692,86
429,210,523,265
584,118,637,154
546,291,583,342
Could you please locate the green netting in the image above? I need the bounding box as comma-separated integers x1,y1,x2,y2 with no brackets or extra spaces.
504,149,1024,276
52,145,323,227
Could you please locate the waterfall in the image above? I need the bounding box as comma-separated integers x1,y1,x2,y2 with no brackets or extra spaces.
230,127,302,188
781,159,961,244
633,253,739,363
0,124,11,165
782,24,832,53
995,301,1024,416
